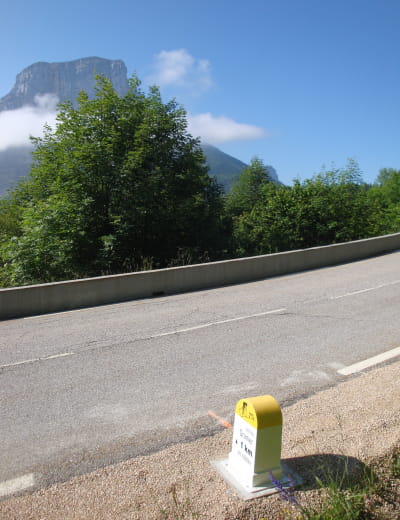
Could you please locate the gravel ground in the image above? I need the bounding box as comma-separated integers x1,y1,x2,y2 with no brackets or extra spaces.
1,360,399,520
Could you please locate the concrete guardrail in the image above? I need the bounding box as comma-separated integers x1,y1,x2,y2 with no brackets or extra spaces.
1,232,400,320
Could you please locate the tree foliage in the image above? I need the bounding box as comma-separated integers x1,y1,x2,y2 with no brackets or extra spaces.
226,157,272,217
1,74,400,289
229,160,391,257
0,76,224,286
368,168,400,233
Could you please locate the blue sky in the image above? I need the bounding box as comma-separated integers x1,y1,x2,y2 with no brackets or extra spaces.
1,0,399,185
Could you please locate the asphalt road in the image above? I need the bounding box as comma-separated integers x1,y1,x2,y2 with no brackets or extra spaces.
1,251,400,493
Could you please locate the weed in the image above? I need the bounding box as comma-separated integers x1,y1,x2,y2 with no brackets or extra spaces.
268,472,299,506
145,480,200,520
260,446,399,520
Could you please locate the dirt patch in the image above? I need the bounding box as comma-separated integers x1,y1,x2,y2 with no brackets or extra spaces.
1,361,399,519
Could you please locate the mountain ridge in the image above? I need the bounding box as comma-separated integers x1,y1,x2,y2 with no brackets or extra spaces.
0,57,128,111
0,57,279,194
203,143,279,190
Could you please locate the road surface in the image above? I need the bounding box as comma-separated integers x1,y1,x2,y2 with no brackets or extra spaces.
1,250,399,494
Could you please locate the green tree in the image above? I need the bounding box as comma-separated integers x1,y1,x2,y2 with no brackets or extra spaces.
230,160,387,257
232,182,301,256
375,167,400,205
294,160,376,245
368,167,400,233
0,75,224,286
226,157,272,217
0,196,21,241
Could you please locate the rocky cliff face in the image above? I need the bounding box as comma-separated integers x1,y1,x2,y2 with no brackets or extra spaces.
0,57,280,194
0,57,128,110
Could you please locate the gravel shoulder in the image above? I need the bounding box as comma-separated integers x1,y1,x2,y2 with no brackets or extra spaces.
1,360,399,520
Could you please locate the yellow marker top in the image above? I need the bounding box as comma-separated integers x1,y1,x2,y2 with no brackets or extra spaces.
235,395,282,429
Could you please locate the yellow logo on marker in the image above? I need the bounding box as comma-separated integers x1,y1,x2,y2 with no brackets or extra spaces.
235,395,282,429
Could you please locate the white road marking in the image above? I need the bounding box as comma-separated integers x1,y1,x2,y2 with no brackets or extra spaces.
42,352,74,361
0,351,74,370
0,473,35,497
2,310,284,367
338,346,400,375
331,279,400,300
150,308,286,338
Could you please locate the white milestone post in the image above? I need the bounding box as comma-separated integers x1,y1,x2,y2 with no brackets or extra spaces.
213,394,301,500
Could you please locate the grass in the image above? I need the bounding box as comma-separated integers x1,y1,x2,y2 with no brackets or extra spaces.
269,445,400,520
159,483,200,520
140,446,399,519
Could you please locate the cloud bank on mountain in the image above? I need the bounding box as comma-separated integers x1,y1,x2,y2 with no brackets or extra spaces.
0,51,266,152
0,94,58,151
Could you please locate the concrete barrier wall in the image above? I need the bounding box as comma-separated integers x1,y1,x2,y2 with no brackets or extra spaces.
1,232,400,320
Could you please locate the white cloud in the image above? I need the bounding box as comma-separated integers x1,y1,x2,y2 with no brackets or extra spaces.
0,94,58,151
147,49,212,92
0,88,265,150
187,113,265,144
146,50,265,144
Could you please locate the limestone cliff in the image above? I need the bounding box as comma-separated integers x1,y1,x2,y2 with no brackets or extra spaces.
0,57,128,111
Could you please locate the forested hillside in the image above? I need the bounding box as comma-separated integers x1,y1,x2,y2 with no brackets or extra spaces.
1,75,399,288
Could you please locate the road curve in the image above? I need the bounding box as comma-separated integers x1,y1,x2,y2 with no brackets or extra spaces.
1,251,399,494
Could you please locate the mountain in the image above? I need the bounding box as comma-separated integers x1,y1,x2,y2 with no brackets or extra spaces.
0,57,280,194
0,57,130,194
202,144,247,191
0,143,276,195
0,147,32,193
0,57,128,111
202,143,279,191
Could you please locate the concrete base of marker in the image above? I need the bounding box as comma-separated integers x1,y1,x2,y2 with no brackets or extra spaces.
212,459,302,500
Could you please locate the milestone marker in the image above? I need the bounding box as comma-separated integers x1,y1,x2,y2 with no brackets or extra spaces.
212,394,301,499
